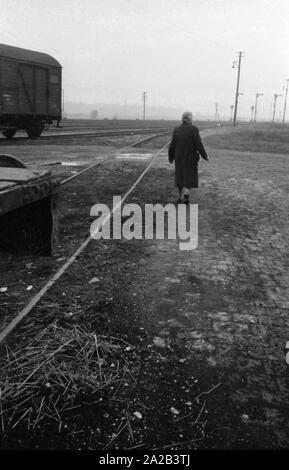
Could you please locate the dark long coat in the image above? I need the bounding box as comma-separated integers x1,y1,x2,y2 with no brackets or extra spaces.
168,123,208,189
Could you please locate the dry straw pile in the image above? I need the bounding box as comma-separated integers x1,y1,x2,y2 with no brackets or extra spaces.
0,324,133,432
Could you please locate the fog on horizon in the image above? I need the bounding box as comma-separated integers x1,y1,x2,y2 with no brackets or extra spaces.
1,0,289,120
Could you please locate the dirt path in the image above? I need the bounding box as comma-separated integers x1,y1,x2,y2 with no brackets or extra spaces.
128,134,289,449
102,131,289,449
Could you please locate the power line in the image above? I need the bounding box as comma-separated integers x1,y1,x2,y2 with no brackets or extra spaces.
232,51,245,126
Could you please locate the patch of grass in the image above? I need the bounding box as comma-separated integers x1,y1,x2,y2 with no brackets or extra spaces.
204,126,289,154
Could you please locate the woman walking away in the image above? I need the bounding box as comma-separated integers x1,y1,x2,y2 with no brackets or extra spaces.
168,111,209,204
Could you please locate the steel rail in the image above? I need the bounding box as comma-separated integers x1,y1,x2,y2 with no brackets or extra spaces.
0,127,169,144
60,131,168,186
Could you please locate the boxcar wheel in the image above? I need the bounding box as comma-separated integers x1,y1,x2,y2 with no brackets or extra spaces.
2,129,17,139
26,122,43,139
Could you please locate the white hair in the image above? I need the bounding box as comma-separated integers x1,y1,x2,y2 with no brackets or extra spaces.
181,111,193,123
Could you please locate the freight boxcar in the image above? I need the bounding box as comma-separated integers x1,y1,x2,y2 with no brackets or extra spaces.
0,43,62,139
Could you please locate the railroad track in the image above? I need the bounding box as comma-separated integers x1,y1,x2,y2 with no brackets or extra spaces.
0,127,169,144
0,124,224,343
0,132,171,344
59,131,169,185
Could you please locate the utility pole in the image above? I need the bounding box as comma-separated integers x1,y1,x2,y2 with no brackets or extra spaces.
62,89,65,113
272,93,282,122
282,80,289,125
254,93,264,123
230,105,234,122
214,102,219,121
214,102,222,126
142,91,147,120
250,106,254,123
214,102,218,122
232,51,245,126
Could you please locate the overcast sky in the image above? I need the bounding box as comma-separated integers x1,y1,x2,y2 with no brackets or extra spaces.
1,0,289,119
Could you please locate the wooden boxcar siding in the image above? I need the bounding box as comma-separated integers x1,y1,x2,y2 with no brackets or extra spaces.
18,64,49,114
18,63,34,113
35,67,48,114
0,57,61,118
0,58,18,114
48,67,61,117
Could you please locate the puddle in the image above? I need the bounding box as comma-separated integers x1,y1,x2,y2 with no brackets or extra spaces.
61,161,87,166
116,153,153,160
